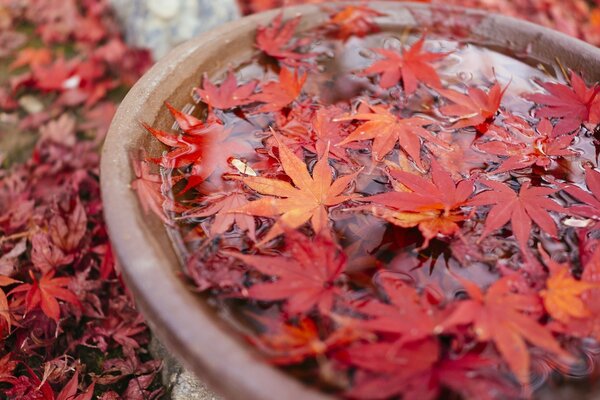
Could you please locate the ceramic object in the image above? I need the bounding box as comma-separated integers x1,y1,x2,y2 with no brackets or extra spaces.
100,3,600,399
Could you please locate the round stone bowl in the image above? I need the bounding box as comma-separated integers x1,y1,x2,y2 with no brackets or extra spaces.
100,2,600,399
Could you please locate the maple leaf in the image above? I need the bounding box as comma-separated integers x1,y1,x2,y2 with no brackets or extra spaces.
255,13,315,67
335,103,445,167
194,70,257,109
232,137,358,244
564,167,600,229
0,275,20,333
362,36,448,94
250,315,360,365
539,248,598,324
11,270,80,322
437,276,571,387
30,233,74,273
182,190,256,241
526,71,600,135
0,353,18,384
438,82,507,131
309,106,357,161
364,160,474,246
32,56,77,92
227,230,345,314
351,271,438,343
145,103,251,192
341,338,440,399
431,354,520,400
130,154,170,224
251,68,306,113
477,118,576,174
561,246,600,340
469,180,567,252
10,47,52,70
426,131,492,179
56,373,95,400
327,5,384,41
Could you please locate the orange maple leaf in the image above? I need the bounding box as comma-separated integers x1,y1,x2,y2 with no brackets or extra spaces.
438,82,507,131
250,315,362,365
0,275,20,333
251,68,306,113
232,137,358,244
335,103,445,168
438,276,572,388
10,47,52,70
363,160,474,247
539,247,598,324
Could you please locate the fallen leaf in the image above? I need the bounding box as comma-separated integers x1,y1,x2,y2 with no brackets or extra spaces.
362,36,448,94
251,68,306,113
469,180,566,253
526,71,600,135
232,136,357,244
194,70,257,109
336,103,444,167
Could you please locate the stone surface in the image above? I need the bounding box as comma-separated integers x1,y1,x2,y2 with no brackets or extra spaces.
109,0,241,58
150,335,222,400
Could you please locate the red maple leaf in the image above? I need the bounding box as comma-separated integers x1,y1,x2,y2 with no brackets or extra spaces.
181,189,256,241
341,338,439,399
255,13,315,67
11,270,80,322
428,354,520,400
526,71,600,135
327,5,384,41
364,160,474,246
437,276,572,388
564,167,600,229
251,68,306,113
469,180,566,253
145,103,251,192
477,118,575,174
438,81,507,131
32,56,78,92
0,353,17,384
335,103,445,167
56,373,95,400
351,271,438,343
194,70,257,109
227,230,346,315
362,36,448,94
130,154,170,224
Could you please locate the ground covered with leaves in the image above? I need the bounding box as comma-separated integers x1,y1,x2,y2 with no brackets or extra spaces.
2,1,600,400
0,0,164,399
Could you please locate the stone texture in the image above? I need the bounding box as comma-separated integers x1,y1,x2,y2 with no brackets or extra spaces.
150,335,222,400
109,0,241,58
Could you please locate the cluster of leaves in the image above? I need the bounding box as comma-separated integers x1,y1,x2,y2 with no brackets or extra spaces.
0,0,165,398
139,5,600,399
237,0,600,48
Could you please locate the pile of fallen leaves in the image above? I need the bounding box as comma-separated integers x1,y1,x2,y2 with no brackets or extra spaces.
139,5,600,400
0,0,164,398
238,0,600,47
